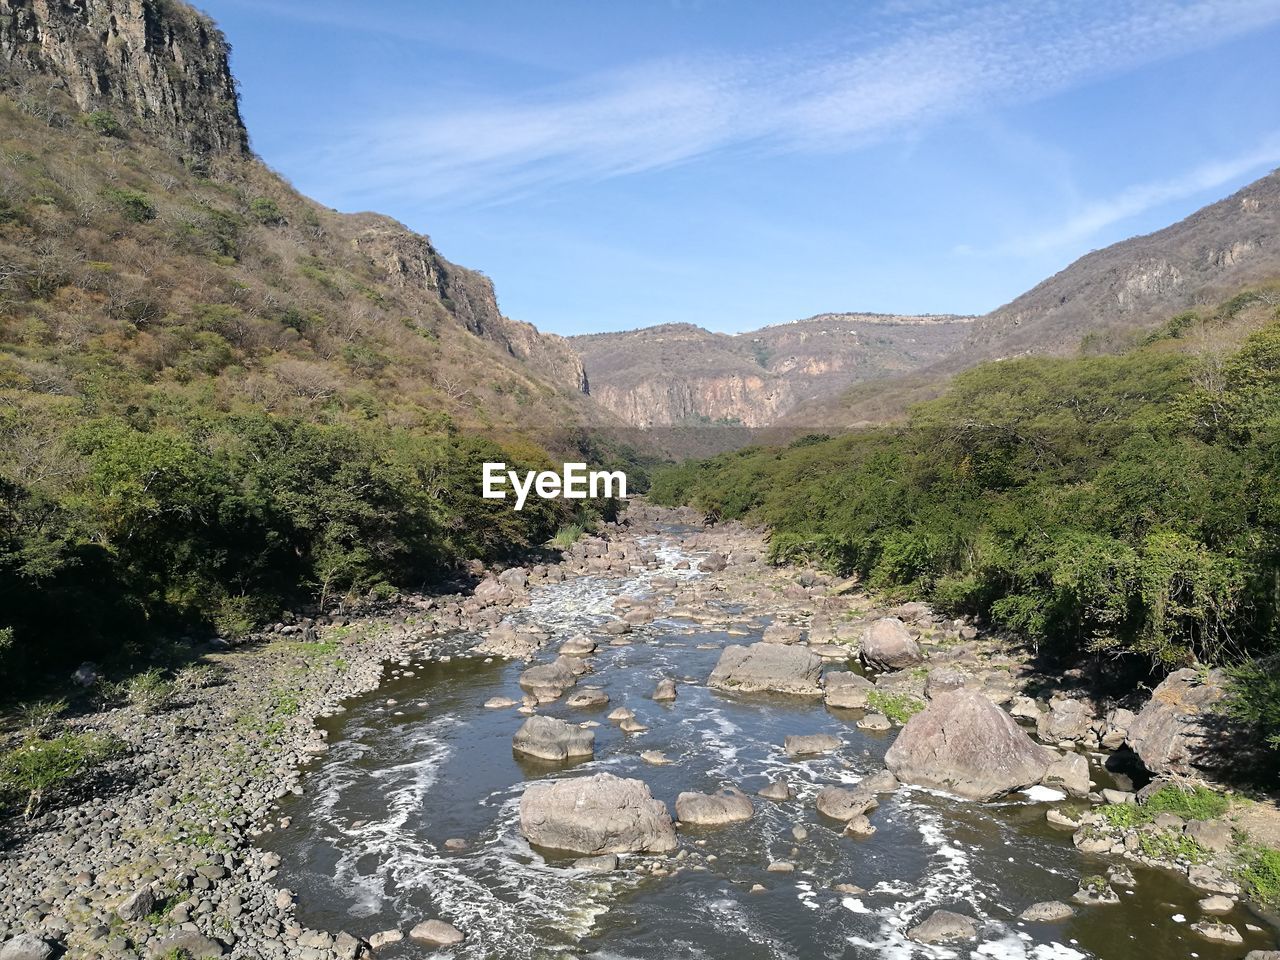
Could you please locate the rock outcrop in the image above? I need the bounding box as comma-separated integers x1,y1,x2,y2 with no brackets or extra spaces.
0,0,249,156
519,773,677,855
674,788,753,826
511,716,594,762
884,689,1053,800
1127,668,1231,776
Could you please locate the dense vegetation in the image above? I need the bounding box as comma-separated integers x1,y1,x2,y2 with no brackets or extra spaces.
0,92,620,688
651,295,1280,760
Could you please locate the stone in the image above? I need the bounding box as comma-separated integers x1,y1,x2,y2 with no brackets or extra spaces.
1187,865,1241,895
146,932,225,958
512,715,595,761
484,696,518,709
762,623,803,645
708,643,823,696
823,671,875,709
1185,819,1233,853
1101,788,1135,805
758,779,792,801
698,552,728,572
856,712,892,731
409,920,464,946
565,687,609,708
573,854,619,873
0,936,58,960
640,750,671,765
784,733,841,757
519,773,677,854
1020,901,1075,922
766,860,795,872
1036,698,1095,745
608,707,635,722
1198,894,1235,914
675,788,754,826
906,909,978,944
884,689,1053,800
815,785,878,821
1107,865,1136,887
859,618,923,671
1009,695,1043,720
1127,668,1231,776
652,678,678,701
559,634,597,656
369,930,404,949
925,667,967,699
518,656,580,701
1100,707,1136,749
116,885,156,921
1073,878,1120,905
1190,921,1242,944
843,815,876,837
1041,753,1091,797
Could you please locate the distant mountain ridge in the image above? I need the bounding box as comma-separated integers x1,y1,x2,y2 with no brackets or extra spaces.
570,313,973,428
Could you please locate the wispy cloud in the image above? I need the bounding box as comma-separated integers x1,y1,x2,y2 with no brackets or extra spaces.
983,138,1280,255
289,0,1280,206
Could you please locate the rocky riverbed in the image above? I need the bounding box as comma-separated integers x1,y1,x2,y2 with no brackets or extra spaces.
1,504,1278,960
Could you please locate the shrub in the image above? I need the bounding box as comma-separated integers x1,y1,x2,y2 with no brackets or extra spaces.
550,523,586,549
125,668,174,714
248,197,284,225
82,110,124,138
104,187,156,222
1225,657,1280,753
1099,803,1151,829
0,731,122,818
1138,828,1209,864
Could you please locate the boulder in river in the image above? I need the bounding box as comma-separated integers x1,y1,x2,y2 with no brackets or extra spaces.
518,656,580,701
1127,667,1231,776
520,773,678,854
559,634,597,656
906,909,978,944
823,671,874,709
884,689,1053,800
565,687,610,709
698,552,728,572
652,677,678,701
859,618,923,671
409,920,464,946
759,779,792,801
512,715,595,761
675,788,754,826
708,643,823,696
814,785,878,821
1019,901,1075,922
785,733,841,757
1041,752,1091,797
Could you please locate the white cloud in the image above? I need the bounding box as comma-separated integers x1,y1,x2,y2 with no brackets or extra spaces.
289,0,1280,206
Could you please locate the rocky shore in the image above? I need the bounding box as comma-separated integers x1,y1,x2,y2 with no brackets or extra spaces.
1,502,1278,960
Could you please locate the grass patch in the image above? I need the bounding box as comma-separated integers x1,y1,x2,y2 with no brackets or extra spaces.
1139,828,1210,864
550,522,587,549
1144,784,1230,820
1099,803,1153,829
1238,844,1280,902
865,690,925,724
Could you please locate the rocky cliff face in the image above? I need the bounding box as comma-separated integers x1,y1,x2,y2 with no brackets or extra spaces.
351,220,588,395
964,169,1280,359
0,0,249,156
571,315,972,428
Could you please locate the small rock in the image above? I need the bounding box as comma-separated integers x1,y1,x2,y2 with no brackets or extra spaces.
907,909,978,944
409,920,465,946
1190,920,1242,944
1020,901,1075,922
1198,894,1235,914
784,733,841,757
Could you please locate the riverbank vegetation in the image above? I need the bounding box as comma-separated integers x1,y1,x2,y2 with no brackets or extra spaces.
650,292,1280,767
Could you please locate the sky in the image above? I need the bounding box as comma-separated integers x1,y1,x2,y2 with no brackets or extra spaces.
199,0,1280,336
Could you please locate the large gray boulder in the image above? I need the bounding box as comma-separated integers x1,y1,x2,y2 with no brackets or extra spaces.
1127,668,1230,776
707,643,823,696
907,909,978,944
859,618,923,671
823,671,874,709
1036,697,1096,744
518,656,580,701
519,773,677,854
675,788,753,826
512,715,595,761
146,933,225,958
884,689,1053,800
0,936,58,960
814,785,878,821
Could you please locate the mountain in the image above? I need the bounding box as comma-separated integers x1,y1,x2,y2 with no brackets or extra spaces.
570,313,972,428
780,169,1280,429
0,0,590,426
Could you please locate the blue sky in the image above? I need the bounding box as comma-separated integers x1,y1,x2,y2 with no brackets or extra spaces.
201,0,1280,336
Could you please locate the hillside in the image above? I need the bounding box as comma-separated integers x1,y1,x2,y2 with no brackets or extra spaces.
0,0,619,679
571,313,972,427
792,169,1280,429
